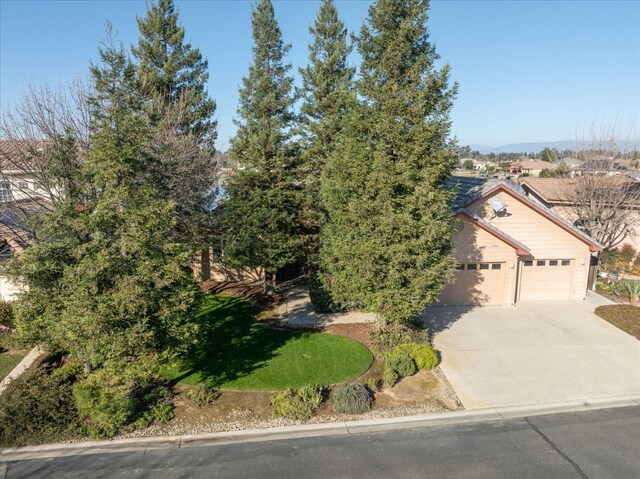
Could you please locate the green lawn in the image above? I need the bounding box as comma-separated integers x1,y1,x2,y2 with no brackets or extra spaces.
0,353,24,380
161,294,373,390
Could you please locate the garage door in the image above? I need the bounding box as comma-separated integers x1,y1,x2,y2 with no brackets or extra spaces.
437,262,507,305
519,259,574,301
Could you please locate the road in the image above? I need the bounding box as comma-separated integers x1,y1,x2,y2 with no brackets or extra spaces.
2,406,639,479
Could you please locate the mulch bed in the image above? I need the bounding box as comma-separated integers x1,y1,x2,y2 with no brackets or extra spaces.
594,304,640,340
324,323,374,350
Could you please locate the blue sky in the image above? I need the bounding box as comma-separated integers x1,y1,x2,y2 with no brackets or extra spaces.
1,0,638,150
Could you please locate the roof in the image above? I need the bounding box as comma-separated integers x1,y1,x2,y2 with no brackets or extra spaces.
512,160,554,171
457,210,530,256
520,177,640,207
447,175,603,252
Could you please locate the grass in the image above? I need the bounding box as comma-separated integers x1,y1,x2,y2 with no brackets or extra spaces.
161,294,373,390
0,353,24,380
595,304,640,340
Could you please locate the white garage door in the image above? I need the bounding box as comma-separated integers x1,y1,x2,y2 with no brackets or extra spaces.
519,259,574,301
437,262,507,305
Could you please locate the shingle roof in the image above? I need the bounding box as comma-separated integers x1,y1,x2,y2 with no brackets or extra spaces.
446,175,603,251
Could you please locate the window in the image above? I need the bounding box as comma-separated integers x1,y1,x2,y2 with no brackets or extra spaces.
536,260,546,266
549,260,558,266
467,263,478,270
479,263,489,270
523,261,533,266
0,180,11,202
491,263,502,270
561,260,571,266
456,264,464,270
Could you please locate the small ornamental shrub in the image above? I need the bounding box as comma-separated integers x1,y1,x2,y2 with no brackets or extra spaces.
394,343,439,370
190,386,222,407
51,361,84,383
384,348,417,378
370,322,429,353
383,368,399,388
135,401,174,428
0,367,79,447
271,384,323,420
308,275,342,313
0,300,13,327
363,377,381,392
73,370,136,439
332,383,374,415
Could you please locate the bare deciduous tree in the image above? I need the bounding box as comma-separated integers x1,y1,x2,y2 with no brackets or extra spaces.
563,120,640,249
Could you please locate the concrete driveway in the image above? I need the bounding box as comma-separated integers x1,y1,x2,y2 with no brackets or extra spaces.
423,300,640,409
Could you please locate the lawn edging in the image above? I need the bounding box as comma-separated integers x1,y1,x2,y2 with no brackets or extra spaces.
3,393,639,462
0,346,44,395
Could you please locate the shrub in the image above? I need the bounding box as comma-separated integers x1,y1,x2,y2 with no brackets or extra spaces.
384,348,417,378
363,377,381,392
271,384,323,421
190,385,221,407
383,368,399,388
0,332,22,352
51,361,84,383
135,401,174,428
308,275,342,313
73,370,136,439
370,322,429,353
0,300,13,327
332,383,374,415
394,343,439,370
0,367,79,447
599,249,620,272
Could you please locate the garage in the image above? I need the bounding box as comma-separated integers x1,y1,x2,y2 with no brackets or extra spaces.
437,262,507,305
518,259,574,301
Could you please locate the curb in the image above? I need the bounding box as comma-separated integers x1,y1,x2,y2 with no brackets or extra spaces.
1,394,639,462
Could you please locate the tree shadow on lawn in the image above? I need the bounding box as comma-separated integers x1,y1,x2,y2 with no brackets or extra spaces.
164,294,309,388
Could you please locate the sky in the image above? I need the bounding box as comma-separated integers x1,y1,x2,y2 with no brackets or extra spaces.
1,0,638,150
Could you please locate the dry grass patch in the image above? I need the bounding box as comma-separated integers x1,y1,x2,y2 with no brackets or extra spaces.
595,304,640,339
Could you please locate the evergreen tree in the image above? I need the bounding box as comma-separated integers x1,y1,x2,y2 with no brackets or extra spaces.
132,0,216,143
132,0,218,248
222,0,304,290
298,0,355,267
320,0,458,324
5,29,200,372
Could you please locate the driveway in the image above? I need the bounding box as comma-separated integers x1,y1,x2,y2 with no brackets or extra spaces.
423,300,640,409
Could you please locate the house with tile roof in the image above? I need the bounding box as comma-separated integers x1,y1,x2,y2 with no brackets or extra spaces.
438,176,602,305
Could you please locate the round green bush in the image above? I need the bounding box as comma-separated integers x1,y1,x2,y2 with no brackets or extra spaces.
0,300,13,328
332,383,374,415
383,368,399,388
394,343,439,370
384,349,417,378
271,384,323,420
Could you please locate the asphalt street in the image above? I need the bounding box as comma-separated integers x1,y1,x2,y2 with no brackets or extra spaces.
3,406,639,479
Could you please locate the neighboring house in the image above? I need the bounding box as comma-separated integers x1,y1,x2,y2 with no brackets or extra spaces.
437,176,602,306
575,159,628,176
519,177,640,251
509,160,554,176
0,140,59,203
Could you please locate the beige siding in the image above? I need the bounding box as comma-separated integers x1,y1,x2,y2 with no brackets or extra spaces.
0,276,23,301
466,191,592,300
438,216,518,305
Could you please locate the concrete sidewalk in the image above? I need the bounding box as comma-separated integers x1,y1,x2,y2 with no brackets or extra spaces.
278,281,375,327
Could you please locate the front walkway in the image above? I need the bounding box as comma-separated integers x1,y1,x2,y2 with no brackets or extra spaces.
423,298,640,409
278,281,375,327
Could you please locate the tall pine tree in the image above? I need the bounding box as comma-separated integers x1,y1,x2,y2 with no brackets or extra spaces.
298,0,354,268
5,28,200,372
132,0,216,143
222,0,304,291
320,0,458,324
132,0,218,248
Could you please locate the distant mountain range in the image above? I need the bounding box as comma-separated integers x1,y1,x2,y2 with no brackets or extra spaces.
469,141,578,155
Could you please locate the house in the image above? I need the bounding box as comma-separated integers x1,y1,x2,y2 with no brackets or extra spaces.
509,159,554,176
519,177,640,251
0,140,59,203
437,176,602,306
575,158,628,176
